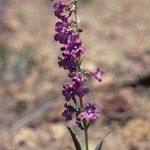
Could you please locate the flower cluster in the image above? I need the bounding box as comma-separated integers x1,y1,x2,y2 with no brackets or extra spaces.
62,74,89,101
76,103,100,124
54,0,102,126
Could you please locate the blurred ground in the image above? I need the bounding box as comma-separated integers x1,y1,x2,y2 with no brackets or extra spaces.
0,0,150,149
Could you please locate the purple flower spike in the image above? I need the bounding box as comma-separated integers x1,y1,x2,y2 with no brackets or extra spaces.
76,103,100,124
90,67,103,82
53,0,102,128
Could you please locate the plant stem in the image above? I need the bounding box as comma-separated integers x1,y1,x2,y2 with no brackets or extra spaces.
73,1,89,149
79,96,83,108
85,128,89,150
72,97,77,108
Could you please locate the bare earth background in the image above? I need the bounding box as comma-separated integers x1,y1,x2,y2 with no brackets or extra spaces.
0,0,150,149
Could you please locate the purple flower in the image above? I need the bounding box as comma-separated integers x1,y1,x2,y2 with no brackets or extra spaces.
54,32,69,44
62,82,75,101
72,75,89,97
63,47,85,58
90,67,103,82
62,103,76,121
58,56,77,72
76,103,100,124
54,1,69,20
62,74,89,101
55,21,64,32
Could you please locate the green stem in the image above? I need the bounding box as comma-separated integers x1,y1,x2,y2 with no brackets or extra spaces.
72,1,89,149
72,97,77,107
79,96,83,108
85,128,89,150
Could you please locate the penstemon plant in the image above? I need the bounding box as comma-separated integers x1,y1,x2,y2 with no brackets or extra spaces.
52,0,110,149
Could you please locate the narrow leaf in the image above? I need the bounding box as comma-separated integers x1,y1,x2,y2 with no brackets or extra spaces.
95,130,113,150
67,126,82,150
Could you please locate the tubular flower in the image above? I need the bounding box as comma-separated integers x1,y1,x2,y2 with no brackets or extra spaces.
62,74,89,101
90,67,103,82
76,103,100,124
62,103,76,121
54,1,70,21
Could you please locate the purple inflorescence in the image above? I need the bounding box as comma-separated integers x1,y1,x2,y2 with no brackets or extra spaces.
54,0,102,126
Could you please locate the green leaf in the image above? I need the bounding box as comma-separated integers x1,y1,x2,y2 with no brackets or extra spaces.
67,126,83,150
95,130,113,150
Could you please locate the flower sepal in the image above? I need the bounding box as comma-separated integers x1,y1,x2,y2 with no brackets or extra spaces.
77,123,84,130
